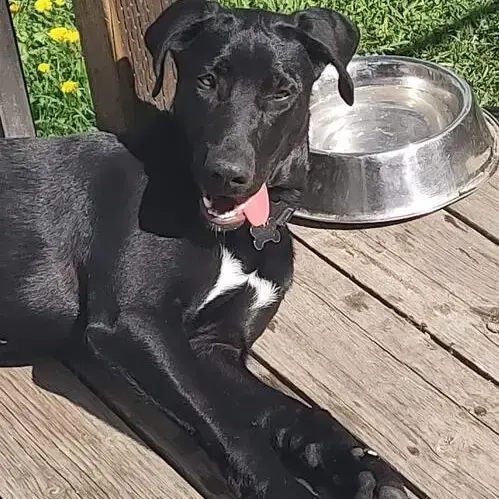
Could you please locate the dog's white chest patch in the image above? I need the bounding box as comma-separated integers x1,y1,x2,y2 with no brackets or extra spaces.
199,247,279,311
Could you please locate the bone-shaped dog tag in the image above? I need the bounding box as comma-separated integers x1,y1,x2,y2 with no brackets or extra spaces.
250,222,281,250
249,201,296,251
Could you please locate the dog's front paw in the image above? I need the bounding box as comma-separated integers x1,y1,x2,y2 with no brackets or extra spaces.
266,407,408,499
221,429,322,499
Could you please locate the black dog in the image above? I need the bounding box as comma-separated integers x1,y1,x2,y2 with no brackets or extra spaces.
0,1,408,497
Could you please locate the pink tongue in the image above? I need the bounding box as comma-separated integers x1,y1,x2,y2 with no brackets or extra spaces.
242,184,270,226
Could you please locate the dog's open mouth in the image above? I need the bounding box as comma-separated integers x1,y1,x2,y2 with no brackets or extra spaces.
200,184,270,230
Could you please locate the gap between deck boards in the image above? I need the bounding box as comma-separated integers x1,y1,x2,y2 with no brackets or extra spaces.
447,172,499,245
291,175,499,385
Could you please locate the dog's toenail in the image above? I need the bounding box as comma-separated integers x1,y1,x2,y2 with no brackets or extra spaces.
296,478,319,496
365,448,378,457
379,485,408,498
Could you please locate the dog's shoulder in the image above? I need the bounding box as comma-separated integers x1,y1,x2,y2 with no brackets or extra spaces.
1,131,139,174
0,130,120,159
0,131,146,194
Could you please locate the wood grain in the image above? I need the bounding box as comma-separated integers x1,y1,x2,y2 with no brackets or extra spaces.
0,0,35,137
282,234,499,432
292,208,499,382
74,0,176,134
0,361,201,499
448,170,499,243
254,241,499,499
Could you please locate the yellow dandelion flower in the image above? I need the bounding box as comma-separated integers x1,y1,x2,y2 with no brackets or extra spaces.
48,27,80,43
49,26,69,42
55,0,65,5
60,80,79,94
9,2,21,14
65,29,80,44
37,63,51,74
34,0,53,13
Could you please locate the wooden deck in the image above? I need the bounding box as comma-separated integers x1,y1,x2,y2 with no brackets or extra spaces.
1,171,498,499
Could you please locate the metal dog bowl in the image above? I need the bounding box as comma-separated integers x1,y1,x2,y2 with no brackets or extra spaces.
297,55,499,225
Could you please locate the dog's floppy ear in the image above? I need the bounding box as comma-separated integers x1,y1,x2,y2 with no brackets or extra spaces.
145,0,220,97
280,8,359,105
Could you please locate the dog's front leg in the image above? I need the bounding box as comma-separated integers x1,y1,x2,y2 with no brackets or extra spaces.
84,313,318,499
192,343,408,499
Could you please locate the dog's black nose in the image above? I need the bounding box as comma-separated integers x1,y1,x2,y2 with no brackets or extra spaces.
207,161,252,190
202,141,256,194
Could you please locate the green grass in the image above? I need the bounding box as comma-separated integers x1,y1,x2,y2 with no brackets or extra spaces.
9,0,499,137
9,0,96,136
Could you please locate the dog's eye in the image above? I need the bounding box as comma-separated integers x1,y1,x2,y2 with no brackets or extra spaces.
197,74,216,90
273,89,291,101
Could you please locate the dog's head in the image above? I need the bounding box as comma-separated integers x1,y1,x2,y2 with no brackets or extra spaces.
145,0,359,230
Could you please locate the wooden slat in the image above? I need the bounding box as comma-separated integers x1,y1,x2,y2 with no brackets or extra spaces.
0,0,35,137
74,0,176,134
0,361,201,499
448,171,499,243
292,209,499,381
254,242,499,499
281,233,499,432
72,0,128,134
451,106,499,241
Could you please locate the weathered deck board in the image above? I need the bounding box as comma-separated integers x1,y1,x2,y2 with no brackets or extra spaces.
292,208,499,381
0,361,201,499
448,172,499,242
273,236,499,432
254,241,499,499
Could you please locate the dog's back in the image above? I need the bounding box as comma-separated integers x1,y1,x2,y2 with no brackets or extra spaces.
0,132,144,356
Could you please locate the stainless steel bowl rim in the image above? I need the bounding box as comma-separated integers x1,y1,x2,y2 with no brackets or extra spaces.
309,54,473,159
296,109,499,225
